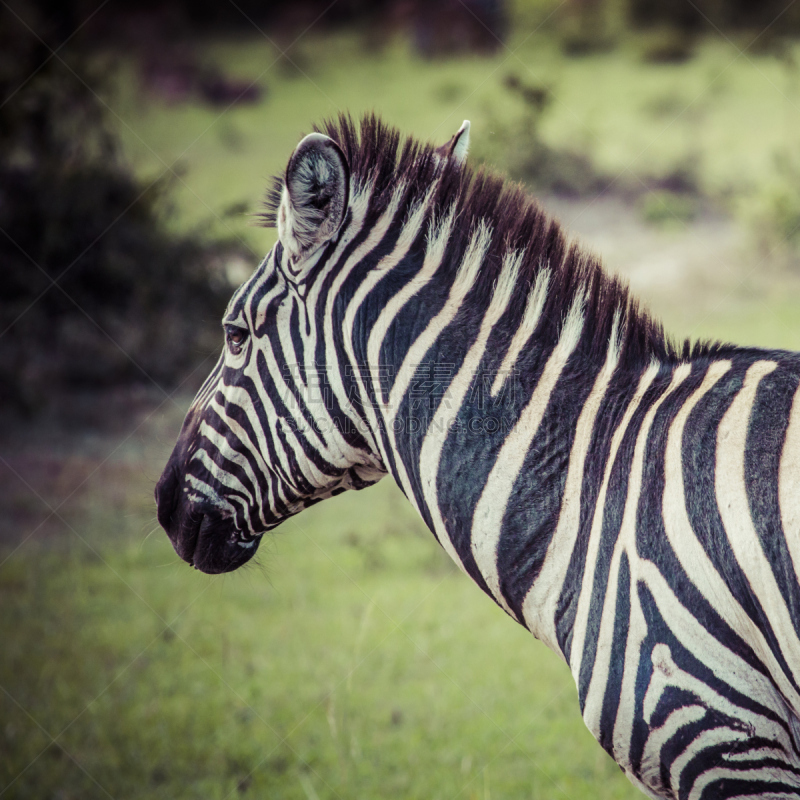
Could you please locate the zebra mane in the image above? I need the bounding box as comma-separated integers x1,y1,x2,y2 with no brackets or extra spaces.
261,114,731,367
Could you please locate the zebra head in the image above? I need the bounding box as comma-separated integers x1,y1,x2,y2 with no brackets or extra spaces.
155,118,470,574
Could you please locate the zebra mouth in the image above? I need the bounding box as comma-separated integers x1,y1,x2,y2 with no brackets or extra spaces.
190,514,214,568
169,506,204,565
189,513,261,574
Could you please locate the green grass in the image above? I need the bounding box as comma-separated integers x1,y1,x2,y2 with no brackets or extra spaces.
0,473,639,800
662,285,800,352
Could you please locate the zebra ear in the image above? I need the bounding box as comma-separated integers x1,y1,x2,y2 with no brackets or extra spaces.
278,132,350,264
435,120,470,165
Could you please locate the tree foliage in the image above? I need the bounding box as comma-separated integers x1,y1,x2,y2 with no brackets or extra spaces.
0,4,234,413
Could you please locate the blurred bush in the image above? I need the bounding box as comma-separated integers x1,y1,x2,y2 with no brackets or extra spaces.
637,26,695,63
0,6,237,414
8,0,509,56
639,190,698,226
746,152,800,266
474,73,607,196
627,0,800,36
498,121,604,196
558,0,617,57
407,0,507,57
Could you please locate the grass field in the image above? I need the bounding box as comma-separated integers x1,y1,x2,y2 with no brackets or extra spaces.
6,15,800,800
1,457,640,800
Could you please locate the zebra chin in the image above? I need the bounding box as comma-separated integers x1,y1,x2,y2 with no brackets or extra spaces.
165,508,261,574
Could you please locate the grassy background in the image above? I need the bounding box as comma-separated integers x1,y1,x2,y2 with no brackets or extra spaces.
112,30,800,250
7,13,800,800
1,470,637,800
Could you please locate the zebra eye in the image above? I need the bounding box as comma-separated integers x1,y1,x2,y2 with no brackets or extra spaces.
225,325,249,355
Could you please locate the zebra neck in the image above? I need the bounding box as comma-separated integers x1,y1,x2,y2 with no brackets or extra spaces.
332,214,652,655
358,280,630,653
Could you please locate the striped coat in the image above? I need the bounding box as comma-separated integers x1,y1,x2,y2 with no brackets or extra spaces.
157,116,800,799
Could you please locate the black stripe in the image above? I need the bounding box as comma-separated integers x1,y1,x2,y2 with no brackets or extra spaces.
496,354,598,619
434,328,556,599
745,362,800,644
597,548,631,753
555,364,647,661
577,370,672,708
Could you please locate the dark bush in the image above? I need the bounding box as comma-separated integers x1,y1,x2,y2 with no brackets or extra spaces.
627,0,800,35
0,5,235,414
476,74,607,197
559,0,616,57
638,27,695,64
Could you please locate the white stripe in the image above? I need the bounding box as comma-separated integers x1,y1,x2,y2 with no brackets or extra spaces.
716,360,800,687
521,313,622,654
321,184,407,455
245,299,347,476
341,186,438,467
380,223,491,518
642,641,800,798
638,703,705,793
640,566,793,733
363,206,455,516
366,205,456,399
581,364,690,754
198,420,268,529
194,448,255,509
779,380,800,589
185,474,239,518
722,746,788,762
385,222,492,416
490,265,549,397
252,251,286,331
189,451,254,534
418,249,521,575
570,362,660,682
299,183,371,358
471,290,586,618
228,371,303,497
633,561,796,774
282,183,377,466
204,399,291,520
301,182,372,327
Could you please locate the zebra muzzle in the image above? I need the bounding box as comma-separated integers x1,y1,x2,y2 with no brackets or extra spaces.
155,468,260,573
189,513,260,574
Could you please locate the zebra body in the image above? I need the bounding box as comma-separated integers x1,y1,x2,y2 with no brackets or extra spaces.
157,116,800,798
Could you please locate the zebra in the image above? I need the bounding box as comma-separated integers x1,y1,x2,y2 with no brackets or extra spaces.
156,114,800,799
